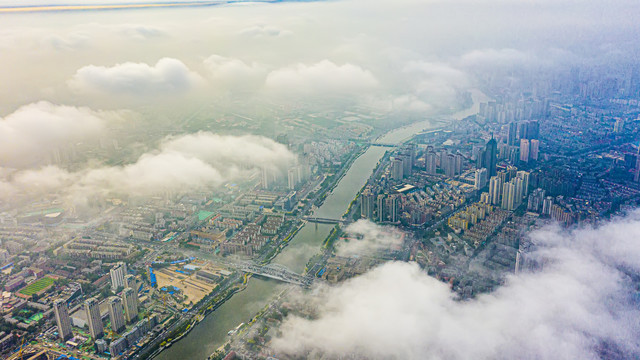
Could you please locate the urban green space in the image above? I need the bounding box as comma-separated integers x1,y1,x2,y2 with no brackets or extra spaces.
19,277,55,297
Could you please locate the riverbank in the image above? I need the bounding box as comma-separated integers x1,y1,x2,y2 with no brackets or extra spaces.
151,145,371,360
155,90,489,360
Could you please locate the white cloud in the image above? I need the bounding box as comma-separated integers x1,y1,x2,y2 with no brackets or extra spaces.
239,24,291,38
68,57,204,95
117,24,165,40
80,133,294,197
273,212,640,359
337,220,405,256
402,60,469,105
0,166,76,198
79,152,226,196
265,60,379,97
42,31,90,51
203,54,266,88
160,132,295,170
458,48,537,69
0,132,296,200
0,101,107,167
390,94,433,112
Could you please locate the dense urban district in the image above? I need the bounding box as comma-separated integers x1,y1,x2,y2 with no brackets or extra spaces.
1,67,640,360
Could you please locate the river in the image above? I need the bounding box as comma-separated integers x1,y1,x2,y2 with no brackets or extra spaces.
155,90,488,360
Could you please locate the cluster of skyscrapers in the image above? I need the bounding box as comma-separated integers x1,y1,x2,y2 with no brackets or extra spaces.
52,263,139,350
360,189,400,223
391,144,417,180
261,163,311,190
425,145,463,178
481,169,530,211
505,120,540,163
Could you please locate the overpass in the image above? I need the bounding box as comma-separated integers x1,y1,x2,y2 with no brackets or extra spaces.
303,216,350,225
237,262,313,287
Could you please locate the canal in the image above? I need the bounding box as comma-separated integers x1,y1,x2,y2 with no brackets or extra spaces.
155,90,488,360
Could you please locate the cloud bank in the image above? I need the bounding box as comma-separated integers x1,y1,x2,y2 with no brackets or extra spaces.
0,101,108,167
68,57,203,95
0,132,295,201
265,60,379,97
203,54,266,89
273,212,640,360
336,220,404,256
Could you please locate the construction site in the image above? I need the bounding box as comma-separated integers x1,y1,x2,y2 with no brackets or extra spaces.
6,343,92,360
152,259,231,306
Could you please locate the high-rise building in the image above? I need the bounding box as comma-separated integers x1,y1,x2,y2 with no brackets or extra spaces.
360,189,375,219
527,120,540,139
530,139,540,161
425,151,437,175
125,274,136,290
385,195,399,223
635,148,640,183
514,177,524,207
401,153,412,177
501,181,517,211
614,118,625,133
516,170,530,198
84,297,104,340
261,167,281,189
407,143,417,169
391,158,404,180
110,262,127,291
377,194,386,223
519,139,530,162
122,288,138,323
108,296,126,334
474,168,488,190
527,188,546,213
489,176,503,206
484,137,498,177
53,299,73,341
261,167,270,189
445,153,457,178
498,170,508,184
542,196,554,215
287,168,299,190
517,121,529,140
455,153,463,175
507,122,518,146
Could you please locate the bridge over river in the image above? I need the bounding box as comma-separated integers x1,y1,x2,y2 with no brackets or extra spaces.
233,262,313,287
302,216,350,225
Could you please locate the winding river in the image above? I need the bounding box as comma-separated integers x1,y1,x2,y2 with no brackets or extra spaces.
155,90,488,360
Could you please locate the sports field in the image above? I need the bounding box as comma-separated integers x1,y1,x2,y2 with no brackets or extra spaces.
19,277,55,296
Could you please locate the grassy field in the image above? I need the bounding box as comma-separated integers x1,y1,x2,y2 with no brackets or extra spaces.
19,277,55,296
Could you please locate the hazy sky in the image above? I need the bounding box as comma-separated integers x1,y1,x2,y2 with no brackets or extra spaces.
1,0,639,203
1,0,638,111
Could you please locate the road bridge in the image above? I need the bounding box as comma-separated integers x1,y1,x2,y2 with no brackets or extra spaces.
303,216,350,225
237,263,313,287
348,138,398,147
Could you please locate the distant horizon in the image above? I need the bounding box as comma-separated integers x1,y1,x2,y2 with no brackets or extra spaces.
0,0,312,13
